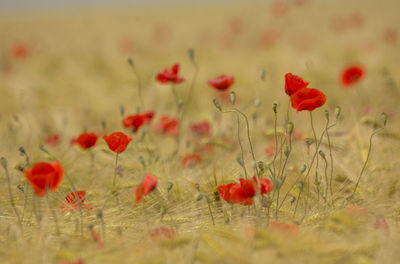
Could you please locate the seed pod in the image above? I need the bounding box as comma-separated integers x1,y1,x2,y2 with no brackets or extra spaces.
284,145,290,157
287,122,294,135
335,106,341,120
319,150,326,160
272,102,279,114
324,110,329,122
127,57,134,67
229,91,236,105
381,112,387,127
213,99,222,111
300,164,307,174
167,182,174,192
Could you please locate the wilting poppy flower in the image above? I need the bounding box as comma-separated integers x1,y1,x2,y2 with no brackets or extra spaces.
25,162,64,197
103,132,132,153
10,42,29,59
135,173,158,203
190,121,212,137
290,87,326,112
285,73,310,96
156,63,184,84
46,134,61,147
341,65,365,88
150,227,176,240
182,153,202,168
208,75,235,91
73,132,98,150
61,190,92,212
153,115,179,137
269,221,299,235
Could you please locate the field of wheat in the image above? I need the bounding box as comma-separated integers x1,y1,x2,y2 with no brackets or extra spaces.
1,0,400,263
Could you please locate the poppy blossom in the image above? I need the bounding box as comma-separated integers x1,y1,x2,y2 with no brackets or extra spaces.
341,65,365,87
150,227,176,240
135,173,158,203
10,42,29,59
181,153,202,168
269,221,299,235
190,121,212,137
208,75,235,91
253,176,273,195
61,190,92,212
153,115,179,137
45,134,61,147
290,87,326,112
73,132,98,150
285,73,310,96
156,63,184,84
123,111,155,133
103,132,132,153
217,178,256,205
24,162,64,197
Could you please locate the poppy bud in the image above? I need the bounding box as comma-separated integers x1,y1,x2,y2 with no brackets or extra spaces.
284,145,290,157
237,157,244,167
272,102,279,113
195,192,203,201
17,184,24,193
324,110,329,122
287,122,294,135
335,106,341,120
258,161,264,171
260,68,266,81
0,157,7,169
16,164,24,172
120,105,125,117
39,144,49,154
305,138,313,147
319,150,326,160
213,99,222,111
127,57,134,67
290,196,296,204
229,91,236,105
381,112,387,127
167,182,174,192
296,181,304,191
18,146,26,155
254,98,261,107
300,164,307,174
188,48,195,61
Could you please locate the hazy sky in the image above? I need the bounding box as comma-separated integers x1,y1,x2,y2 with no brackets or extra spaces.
0,0,238,12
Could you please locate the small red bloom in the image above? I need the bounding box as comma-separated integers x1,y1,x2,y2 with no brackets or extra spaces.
290,87,326,112
153,115,179,137
10,42,29,59
269,221,299,235
265,146,276,156
61,190,92,212
190,121,212,137
182,153,202,168
103,132,132,153
341,65,365,88
156,63,184,84
285,73,310,96
143,110,155,124
217,178,256,205
123,114,145,132
150,227,176,240
135,174,158,203
208,75,235,91
45,134,61,147
253,176,273,195
24,162,64,197
73,132,98,150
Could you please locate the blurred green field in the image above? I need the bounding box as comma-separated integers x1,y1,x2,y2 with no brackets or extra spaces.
1,0,400,263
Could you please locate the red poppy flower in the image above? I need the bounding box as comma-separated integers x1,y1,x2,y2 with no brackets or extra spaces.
217,178,256,205
46,134,61,147
122,114,145,132
61,190,92,212
24,162,64,197
153,115,179,137
181,153,202,168
269,221,299,235
10,42,29,59
150,227,176,240
290,87,326,112
253,176,273,195
143,110,155,124
73,132,98,150
285,73,310,96
190,121,212,137
103,132,132,153
341,65,365,87
208,75,235,91
135,173,158,203
156,63,184,84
